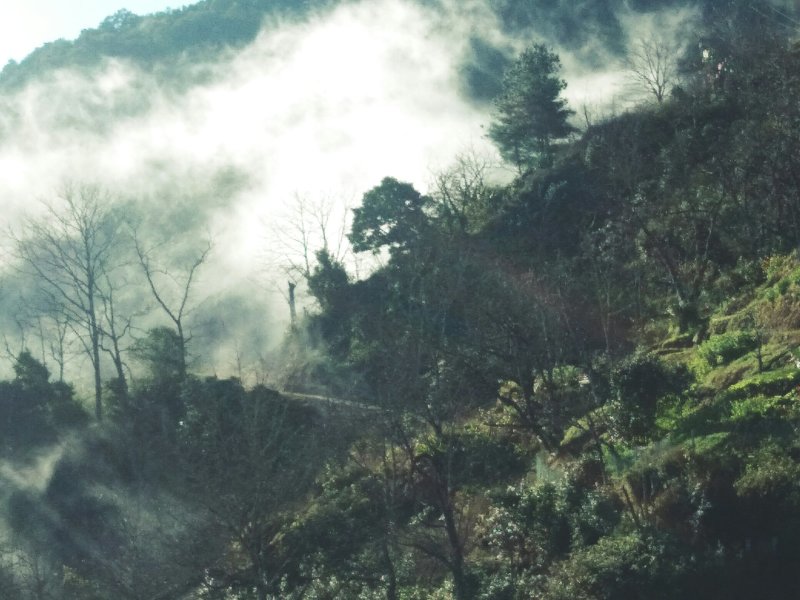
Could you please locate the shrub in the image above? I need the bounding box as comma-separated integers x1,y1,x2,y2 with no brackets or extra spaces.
728,395,788,422
725,367,800,400
734,441,800,503
697,331,757,366
607,353,690,443
733,441,800,546
762,254,799,284
542,532,692,600
484,479,619,579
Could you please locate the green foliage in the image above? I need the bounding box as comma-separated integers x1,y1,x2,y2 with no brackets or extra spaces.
288,22,800,599
130,326,185,383
489,44,576,168
9,4,800,596
560,408,606,452
290,458,413,595
734,440,800,504
698,331,758,366
482,478,619,596
653,393,696,433
177,378,330,597
0,352,87,455
732,439,800,560
725,367,800,400
659,332,694,350
762,254,799,284
0,0,335,89
542,532,692,600
13,350,50,388
497,362,598,451
607,353,690,443
418,426,528,488
348,178,432,254
728,395,793,423
688,431,731,455
110,327,189,450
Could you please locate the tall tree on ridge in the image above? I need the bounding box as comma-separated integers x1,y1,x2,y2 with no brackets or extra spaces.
489,44,576,170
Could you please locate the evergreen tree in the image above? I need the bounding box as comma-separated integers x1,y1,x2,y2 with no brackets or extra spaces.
489,44,576,169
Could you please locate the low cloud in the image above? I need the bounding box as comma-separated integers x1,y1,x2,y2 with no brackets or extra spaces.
0,0,705,382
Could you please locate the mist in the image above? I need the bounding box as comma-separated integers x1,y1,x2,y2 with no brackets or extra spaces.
0,0,708,385
4,1,795,597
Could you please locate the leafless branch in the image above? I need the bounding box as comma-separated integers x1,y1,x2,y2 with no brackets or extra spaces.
9,185,122,420
625,37,678,104
133,230,212,377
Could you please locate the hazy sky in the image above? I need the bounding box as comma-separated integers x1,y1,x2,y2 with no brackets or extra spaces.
0,0,507,378
0,0,693,380
0,1,192,65
0,0,502,309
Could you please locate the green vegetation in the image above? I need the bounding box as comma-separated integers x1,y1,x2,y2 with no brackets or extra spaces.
488,44,576,168
3,0,800,598
0,1,335,90
698,331,758,367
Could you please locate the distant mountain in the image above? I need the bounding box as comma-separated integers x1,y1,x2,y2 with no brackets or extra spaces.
0,0,334,90
0,0,738,102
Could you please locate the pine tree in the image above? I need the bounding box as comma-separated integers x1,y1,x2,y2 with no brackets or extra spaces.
489,44,576,169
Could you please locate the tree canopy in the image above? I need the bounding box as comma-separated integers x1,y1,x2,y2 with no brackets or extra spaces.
489,43,576,168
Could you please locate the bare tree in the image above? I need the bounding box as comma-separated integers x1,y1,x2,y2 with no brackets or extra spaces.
133,234,211,380
267,194,352,279
625,37,678,104
431,150,502,235
34,312,75,383
98,272,136,397
263,193,353,322
12,185,123,420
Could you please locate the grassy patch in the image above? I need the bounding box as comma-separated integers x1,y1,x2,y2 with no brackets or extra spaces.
660,332,694,351
701,358,755,392
685,431,731,455
725,366,800,400
668,397,729,439
728,395,789,422
697,331,758,367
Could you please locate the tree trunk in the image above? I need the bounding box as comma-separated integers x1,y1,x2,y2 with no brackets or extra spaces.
87,266,103,420
288,281,298,331
112,349,128,397
382,538,398,600
442,499,470,600
176,321,187,381
90,322,103,421
435,463,471,600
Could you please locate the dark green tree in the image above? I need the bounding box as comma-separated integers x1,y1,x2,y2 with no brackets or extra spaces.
178,379,327,600
489,44,576,169
112,327,188,450
130,326,185,386
348,177,432,255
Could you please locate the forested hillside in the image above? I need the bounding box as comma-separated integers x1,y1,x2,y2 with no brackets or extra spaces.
0,0,771,101
2,0,800,598
0,0,331,88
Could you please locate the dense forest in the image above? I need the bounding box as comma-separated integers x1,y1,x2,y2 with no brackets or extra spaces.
2,0,800,598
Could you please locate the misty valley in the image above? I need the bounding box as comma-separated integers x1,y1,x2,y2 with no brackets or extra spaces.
2,0,800,598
